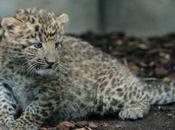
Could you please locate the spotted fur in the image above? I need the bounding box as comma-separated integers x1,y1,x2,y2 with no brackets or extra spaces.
0,8,175,130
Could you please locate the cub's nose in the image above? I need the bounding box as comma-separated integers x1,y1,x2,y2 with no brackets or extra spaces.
44,57,55,68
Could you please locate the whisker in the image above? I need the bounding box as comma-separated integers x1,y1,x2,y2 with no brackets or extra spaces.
54,62,69,74
25,62,37,76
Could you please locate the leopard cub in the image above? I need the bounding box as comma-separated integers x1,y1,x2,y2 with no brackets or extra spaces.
0,8,174,130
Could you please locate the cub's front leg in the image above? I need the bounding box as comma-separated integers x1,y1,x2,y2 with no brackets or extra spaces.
0,82,17,130
10,89,60,130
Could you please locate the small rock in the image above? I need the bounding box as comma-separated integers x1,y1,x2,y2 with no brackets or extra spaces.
162,77,171,83
138,43,149,49
56,121,75,130
74,128,92,130
102,123,108,127
128,63,140,75
114,124,122,128
167,113,173,117
88,122,98,128
40,128,48,130
155,67,169,76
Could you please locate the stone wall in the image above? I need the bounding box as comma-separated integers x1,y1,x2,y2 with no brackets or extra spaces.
1,0,175,37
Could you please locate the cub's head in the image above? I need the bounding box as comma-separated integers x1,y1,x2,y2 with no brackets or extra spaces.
1,8,69,76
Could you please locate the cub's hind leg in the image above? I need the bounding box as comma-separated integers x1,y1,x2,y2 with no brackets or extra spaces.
0,82,17,129
97,74,151,120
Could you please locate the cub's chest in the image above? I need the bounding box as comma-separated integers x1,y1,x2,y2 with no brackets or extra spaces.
8,75,39,109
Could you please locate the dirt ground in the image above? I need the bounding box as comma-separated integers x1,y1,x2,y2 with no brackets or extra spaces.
43,32,175,130
44,104,175,130
91,104,175,130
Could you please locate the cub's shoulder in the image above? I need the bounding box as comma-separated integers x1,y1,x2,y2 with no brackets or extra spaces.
62,35,93,49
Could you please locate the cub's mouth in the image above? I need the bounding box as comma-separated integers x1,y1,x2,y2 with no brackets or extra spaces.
46,64,53,69
35,68,55,76
34,64,56,75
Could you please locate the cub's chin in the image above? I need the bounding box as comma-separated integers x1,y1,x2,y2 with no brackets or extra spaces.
36,69,55,76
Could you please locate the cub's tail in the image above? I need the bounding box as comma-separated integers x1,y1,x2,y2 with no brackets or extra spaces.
145,82,175,105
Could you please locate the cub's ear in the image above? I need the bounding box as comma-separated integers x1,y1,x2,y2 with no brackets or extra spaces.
1,17,25,33
56,13,69,33
56,13,69,25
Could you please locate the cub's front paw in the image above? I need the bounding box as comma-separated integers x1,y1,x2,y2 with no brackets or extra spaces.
119,107,145,120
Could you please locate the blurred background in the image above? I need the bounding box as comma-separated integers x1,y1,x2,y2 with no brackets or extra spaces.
1,0,175,37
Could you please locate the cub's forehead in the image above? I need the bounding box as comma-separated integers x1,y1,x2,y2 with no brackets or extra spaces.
15,8,60,40
34,22,59,42
27,18,59,42
15,8,57,23
16,8,58,29
41,23,59,42
15,8,58,31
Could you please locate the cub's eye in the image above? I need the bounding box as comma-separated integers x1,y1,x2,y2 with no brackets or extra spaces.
34,43,43,48
55,42,61,48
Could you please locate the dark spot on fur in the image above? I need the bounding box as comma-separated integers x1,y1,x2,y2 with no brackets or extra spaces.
118,91,124,97
99,81,108,88
3,105,7,109
21,45,26,49
136,93,140,98
109,73,113,78
116,88,123,92
11,104,16,109
39,33,42,41
123,94,127,100
13,48,21,52
164,87,170,92
8,108,13,111
39,88,47,93
3,83,12,92
110,99,119,106
128,93,132,98
35,115,41,121
1,99,6,102
31,34,35,38
105,89,111,95
0,35,3,42
49,31,56,37
41,110,49,117
34,97,39,100
6,92,11,97
133,91,136,96
97,105,103,112
31,17,35,24
111,78,116,87
118,103,123,108
41,102,52,107
129,86,132,91
7,25,14,30
35,25,39,32
130,101,136,105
